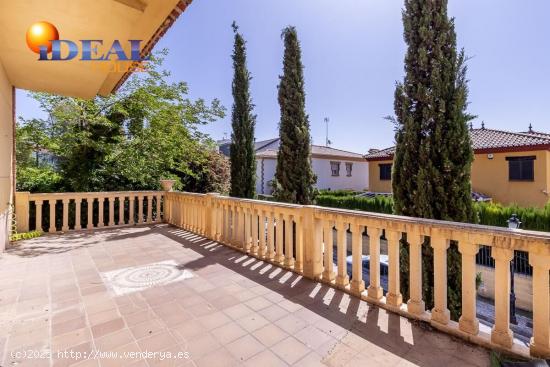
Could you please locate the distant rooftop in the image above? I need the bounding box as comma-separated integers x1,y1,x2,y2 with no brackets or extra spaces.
219,138,364,160
365,126,550,161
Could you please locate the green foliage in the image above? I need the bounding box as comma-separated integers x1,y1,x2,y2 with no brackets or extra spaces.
229,22,256,199
475,202,550,232
16,166,62,193
10,230,43,242
316,194,394,214
390,0,475,321
16,50,227,194
317,189,358,197
273,26,316,205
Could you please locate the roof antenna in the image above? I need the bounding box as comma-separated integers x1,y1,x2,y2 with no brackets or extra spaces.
528,123,533,133
481,121,485,130
469,122,473,131
324,117,332,146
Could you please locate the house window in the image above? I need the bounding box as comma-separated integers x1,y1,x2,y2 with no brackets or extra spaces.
330,161,340,176
379,163,392,181
345,162,353,177
507,156,535,181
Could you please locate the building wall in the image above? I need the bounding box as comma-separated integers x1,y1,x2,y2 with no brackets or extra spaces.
257,157,369,195
471,150,550,207
367,159,393,193
0,62,14,252
368,152,550,207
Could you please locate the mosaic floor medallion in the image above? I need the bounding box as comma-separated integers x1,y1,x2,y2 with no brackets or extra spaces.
101,260,193,296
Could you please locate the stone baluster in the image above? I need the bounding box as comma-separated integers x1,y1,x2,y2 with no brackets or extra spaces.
367,227,383,301
267,213,275,261
458,241,479,334
386,230,403,307
244,207,252,253
61,199,71,232
49,199,56,233
35,200,43,232
128,196,135,225
74,197,82,230
284,213,294,268
275,212,284,264
529,253,550,357
147,195,153,224
98,197,105,227
118,196,125,225
252,209,259,255
490,247,514,348
87,197,94,229
258,209,266,258
155,195,161,222
407,230,425,315
431,233,450,325
108,196,115,227
294,214,304,273
322,218,335,282
137,195,144,224
335,220,349,288
350,223,365,295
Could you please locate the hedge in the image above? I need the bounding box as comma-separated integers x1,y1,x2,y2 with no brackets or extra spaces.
316,194,550,233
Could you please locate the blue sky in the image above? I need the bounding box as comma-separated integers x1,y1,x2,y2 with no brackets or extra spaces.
16,0,550,154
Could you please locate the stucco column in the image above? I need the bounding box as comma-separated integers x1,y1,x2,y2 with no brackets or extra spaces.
118,196,125,225
386,230,403,307
108,196,115,227
350,222,365,295
367,227,383,301
252,209,260,255
258,210,266,258
243,207,251,252
335,220,349,288
458,241,479,335
407,231,425,315
431,234,450,325
0,79,14,252
128,196,135,226
491,247,514,348
529,254,550,357
322,219,335,282
15,192,30,233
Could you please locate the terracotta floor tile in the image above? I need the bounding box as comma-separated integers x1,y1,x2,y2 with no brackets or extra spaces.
271,336,312,365
252,323,288,347
244,349,288,367
91,317,125,338
226,334,265,362
195,347,240,367
94,329,136,351
236,312,270,332
186,333,221,360
137,331,178,352
210,322,248,345
52,315,87,336
52,327,92,353
197,311,232,331
130,318,166,340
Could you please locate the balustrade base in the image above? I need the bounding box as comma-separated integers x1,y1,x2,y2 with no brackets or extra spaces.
458,316,479,335
367,285,383,301
386,292,403,307
491,327,514,349
431,307,451,325
407,299,425,315
350,279,365,295
335,275,349,288
530,340,550,359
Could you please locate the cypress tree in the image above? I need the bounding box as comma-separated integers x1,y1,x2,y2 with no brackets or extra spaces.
229,21,256,198
392,0,474,321
273,26,316,205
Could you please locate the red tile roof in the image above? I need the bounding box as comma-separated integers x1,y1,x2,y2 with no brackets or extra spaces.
365,128,550,161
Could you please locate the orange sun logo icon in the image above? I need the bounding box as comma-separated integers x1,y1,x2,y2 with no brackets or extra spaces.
26,21,59,54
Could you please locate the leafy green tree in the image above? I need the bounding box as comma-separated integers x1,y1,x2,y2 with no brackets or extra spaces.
229,22,256,198
391,0,474,321
273,26,316,205
17,50,226,193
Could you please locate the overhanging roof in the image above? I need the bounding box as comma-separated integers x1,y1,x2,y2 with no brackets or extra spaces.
0,0,191,99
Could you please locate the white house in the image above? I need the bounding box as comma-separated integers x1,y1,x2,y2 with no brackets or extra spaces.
252,139,369,195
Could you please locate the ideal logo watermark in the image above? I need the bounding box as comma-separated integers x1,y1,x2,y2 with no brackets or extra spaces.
26,21,149,71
